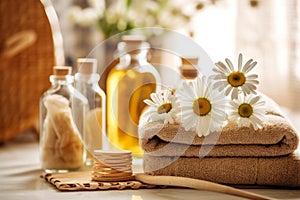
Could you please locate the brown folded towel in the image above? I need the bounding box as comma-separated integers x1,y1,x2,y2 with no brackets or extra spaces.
139,93,300,187
139,95,298,157
143,153,300,187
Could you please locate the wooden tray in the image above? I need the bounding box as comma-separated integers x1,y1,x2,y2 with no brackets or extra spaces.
42,171,160,191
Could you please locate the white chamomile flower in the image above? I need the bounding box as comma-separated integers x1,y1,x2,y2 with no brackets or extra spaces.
143,89,180,124
212,53,259,99
177,76,227,137
228,94,266,130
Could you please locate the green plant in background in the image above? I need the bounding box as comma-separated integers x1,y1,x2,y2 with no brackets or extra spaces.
96,0,136,39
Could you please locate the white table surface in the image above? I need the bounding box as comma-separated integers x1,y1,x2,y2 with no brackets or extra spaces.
1,133,300,200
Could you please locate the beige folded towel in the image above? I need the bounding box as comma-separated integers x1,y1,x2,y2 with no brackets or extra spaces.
140,115,298,157
143,154,300,187
139,94,300,187
139,95,298,157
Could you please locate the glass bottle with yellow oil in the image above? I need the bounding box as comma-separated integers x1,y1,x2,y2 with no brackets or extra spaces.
106,35,161,158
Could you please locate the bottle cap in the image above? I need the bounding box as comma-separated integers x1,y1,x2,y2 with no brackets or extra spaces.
77,58,97,75
121,35,146,43
181,57,199,66
180,57,199,79
118,35,148,54
53,66,72,76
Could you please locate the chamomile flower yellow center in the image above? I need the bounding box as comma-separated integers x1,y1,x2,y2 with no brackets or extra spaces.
227,71,246,87
157,103,172,114
238,103,253,118
193,98,211,116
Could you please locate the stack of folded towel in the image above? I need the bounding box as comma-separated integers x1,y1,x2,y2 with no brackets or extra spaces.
139,96,300,187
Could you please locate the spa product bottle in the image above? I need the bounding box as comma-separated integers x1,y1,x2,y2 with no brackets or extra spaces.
39,66,88,172
106,35,161,157
75,58,106,166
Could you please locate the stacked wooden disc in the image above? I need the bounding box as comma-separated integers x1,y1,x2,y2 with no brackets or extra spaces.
92,150,134,182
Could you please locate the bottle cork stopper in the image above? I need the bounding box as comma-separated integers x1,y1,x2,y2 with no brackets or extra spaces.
181,57,199,66
180,57,199,79
77,58,97,75
121,35,146,43
53,66,72,76
119,35,147,54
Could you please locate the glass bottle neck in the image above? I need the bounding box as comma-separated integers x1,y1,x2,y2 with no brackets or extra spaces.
119,50,149,69
74,73,100,84
50,75,74,85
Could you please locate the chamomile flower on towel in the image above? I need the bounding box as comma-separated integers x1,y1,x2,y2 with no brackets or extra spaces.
228,94,266,130
212,53,259,99
143,88,180,124
177,76,227,137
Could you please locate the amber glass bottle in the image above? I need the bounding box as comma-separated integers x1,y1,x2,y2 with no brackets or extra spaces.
106,35,161,157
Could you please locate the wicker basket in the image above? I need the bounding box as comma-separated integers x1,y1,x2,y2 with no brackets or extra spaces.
0,0,64,143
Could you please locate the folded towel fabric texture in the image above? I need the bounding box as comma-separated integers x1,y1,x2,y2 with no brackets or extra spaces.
143,154,300,187
140,114,298,157
140,95,298,157
139,95,300,186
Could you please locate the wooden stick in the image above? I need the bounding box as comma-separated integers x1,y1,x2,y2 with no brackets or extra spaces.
135,173,276,200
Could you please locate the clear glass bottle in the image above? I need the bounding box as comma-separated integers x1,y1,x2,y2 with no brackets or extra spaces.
39,66,87,172
75,58,106,166
106,35,161,158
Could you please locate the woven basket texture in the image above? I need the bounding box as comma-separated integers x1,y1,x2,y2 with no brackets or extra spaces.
0,0,59,142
